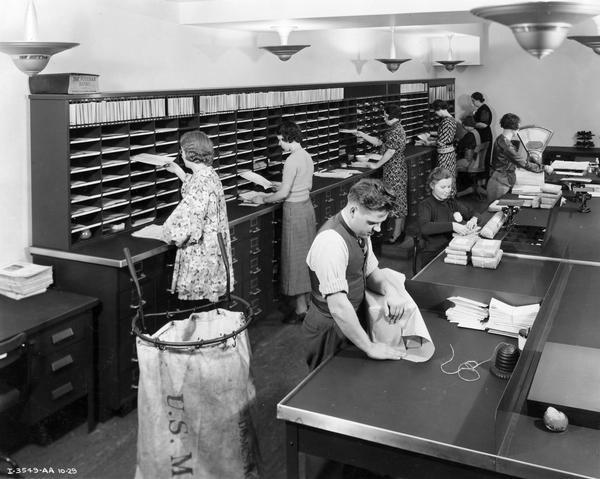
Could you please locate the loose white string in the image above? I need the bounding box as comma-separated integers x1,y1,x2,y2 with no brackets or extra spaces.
440,343,511,382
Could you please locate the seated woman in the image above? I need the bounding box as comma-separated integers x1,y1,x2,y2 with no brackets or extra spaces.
417,167,480,265
487,113,553,203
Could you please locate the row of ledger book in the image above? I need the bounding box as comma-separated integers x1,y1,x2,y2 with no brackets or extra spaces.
0,262,53,300
445,296,540,338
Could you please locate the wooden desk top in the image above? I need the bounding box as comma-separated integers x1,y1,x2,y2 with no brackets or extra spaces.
0,289,98,341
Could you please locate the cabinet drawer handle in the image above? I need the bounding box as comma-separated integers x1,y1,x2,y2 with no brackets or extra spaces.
249,288,262,296
251,307,263,316
130,299,147,310
131,384,139,390
249,226,261,234
166,263,174,268
250,247,261,255
52,328,74,345
130,273,147,283
249,267,262,275
230,235,238,243
52,382,74,401
51,354,74,372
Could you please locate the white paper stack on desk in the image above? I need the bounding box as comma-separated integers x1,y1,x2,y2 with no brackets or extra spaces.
445,296,488,330
471,238,503,269
444,235,478,265
0,261,53,300
487,298,540,337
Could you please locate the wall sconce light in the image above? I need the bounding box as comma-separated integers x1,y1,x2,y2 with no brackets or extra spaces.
471,2,600,59
376,27,411,72
0,0,78,76
435,34,465,71
568,15,600,54
259,26,310,61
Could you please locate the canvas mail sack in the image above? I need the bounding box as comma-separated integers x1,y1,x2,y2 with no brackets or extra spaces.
135,308,260,479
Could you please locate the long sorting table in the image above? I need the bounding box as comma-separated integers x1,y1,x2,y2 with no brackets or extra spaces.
278,197,600,479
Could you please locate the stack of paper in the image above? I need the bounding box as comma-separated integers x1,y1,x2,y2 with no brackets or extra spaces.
539,183,563,209
0,262,53,300
444,235,478,265
314,169,360,179
550,160,589,172
512,169,544,195
487,298,540,337
471,239,503,269
445,296,489,330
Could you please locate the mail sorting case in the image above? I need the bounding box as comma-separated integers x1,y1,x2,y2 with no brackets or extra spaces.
29,80,451,421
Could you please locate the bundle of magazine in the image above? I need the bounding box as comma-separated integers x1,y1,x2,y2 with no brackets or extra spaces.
0,261,53,300
444,296,540,337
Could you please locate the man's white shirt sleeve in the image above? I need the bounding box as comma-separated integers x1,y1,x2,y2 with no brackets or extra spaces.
306,230,378,297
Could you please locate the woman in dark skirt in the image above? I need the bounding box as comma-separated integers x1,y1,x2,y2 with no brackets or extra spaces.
353,104,407,243
251,120,316,323
471,91,493,174
430,99,458,195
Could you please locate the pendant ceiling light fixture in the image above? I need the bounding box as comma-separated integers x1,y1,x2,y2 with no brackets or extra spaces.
0,0,78,76
259,26,309,62
471,2,600,59
435,34,465,71
376,27,411,72
568,15,600,54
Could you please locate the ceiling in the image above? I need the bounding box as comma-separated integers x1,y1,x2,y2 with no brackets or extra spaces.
166,0,491,34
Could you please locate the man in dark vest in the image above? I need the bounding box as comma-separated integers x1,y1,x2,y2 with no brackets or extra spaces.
303,178,409,370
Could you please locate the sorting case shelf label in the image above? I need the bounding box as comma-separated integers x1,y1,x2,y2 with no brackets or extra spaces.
30,79,453,252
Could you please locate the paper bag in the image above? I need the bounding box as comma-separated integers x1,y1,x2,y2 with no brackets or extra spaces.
365,268,435,363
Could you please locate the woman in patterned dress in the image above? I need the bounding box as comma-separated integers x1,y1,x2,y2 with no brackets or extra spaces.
431,99,458,195
162,130,233,304
353,104,407,243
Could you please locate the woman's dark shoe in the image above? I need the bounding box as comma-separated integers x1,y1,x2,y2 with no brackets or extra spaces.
282,311,306,324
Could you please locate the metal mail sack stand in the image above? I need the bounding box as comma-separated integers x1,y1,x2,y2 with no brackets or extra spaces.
126,233,260,479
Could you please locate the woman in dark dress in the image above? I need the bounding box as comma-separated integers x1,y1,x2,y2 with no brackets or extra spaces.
353,104,407,243
430,99,458,195
471,92,492,173
418,167,479,265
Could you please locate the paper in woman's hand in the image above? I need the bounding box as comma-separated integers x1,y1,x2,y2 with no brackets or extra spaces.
365,268,435,363
132,153,175,167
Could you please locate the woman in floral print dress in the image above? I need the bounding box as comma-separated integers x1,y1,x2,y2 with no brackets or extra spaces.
353,104,407,243
162,130,233,303
431,99,458,195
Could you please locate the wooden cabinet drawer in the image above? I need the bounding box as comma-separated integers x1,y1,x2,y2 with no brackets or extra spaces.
27,362,87,423
29,313,89,355
32,341,88,380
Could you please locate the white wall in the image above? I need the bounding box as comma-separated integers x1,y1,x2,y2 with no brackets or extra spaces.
1,0,599,263
448,21,600,146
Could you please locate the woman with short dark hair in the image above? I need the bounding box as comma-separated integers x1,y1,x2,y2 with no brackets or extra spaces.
161,130,233,303
430,100,458,195
352,103,408,243
251,119,316,324
471,92,493,176
487,113,553,202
